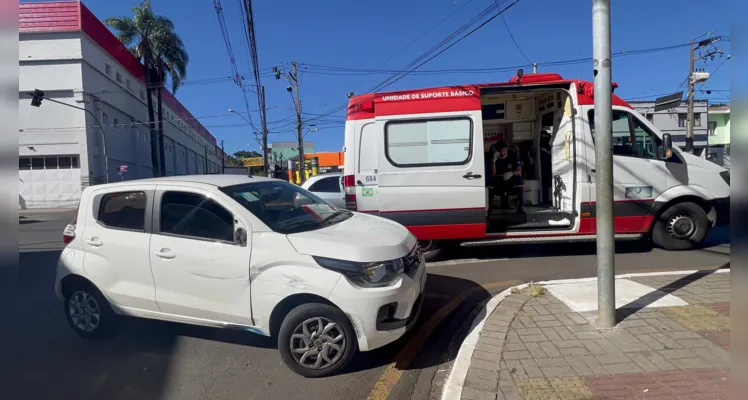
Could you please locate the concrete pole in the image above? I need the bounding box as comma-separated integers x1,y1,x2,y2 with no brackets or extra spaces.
592,0,616,328
685,41,696,153
261,86,269,177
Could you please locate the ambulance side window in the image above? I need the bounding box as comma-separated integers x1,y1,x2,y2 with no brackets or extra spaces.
384,118,472,167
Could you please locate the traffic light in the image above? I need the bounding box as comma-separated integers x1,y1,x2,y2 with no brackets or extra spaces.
30,89,44,107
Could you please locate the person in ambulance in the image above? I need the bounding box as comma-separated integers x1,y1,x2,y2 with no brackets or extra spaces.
489,141,525,215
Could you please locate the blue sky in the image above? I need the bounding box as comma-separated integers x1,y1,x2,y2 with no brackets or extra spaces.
31,0,732,154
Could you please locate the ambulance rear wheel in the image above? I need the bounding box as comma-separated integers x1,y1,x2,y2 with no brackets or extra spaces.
652,202,709,251
419,240,442,263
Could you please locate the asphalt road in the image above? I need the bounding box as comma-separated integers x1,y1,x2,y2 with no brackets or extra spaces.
6,211,729,400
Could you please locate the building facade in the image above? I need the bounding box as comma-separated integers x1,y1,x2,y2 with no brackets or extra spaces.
630,100,709,152
707,104,730,168
269,142,316,166
19,1,224,209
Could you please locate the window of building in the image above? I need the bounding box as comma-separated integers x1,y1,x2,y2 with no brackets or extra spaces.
31,157,44,169
102,113,109,125
159,191,234,242
97,191,147,231
116,72,123,84
45,156,58,169
113,118,119,128
105,63,111,75
19,155,79,170
677,113,701,128
645,113,653,123
140,90,145,100
385,118,472,167
126,79,131,90
708,121,717,135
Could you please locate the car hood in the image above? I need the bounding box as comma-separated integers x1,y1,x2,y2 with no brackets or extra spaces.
286,212,416,262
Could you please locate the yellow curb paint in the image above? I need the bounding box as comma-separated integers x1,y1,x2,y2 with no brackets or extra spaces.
366,280,523,400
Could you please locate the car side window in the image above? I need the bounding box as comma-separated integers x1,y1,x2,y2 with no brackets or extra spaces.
631,117,661,159
588,110,663,159
308,177,341,193
98,191,146,231
159,191,234,242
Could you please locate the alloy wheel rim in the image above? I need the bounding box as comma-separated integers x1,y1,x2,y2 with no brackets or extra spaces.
68,290,101,332
667,213,696,240
289,317,346,370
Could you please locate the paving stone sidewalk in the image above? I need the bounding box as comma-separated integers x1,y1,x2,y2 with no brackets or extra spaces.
462,271,730,400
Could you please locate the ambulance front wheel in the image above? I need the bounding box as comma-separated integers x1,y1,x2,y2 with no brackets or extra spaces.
651,202,709,251
419,240,442,263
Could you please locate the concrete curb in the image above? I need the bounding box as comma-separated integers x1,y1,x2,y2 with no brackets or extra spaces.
439,267,730,400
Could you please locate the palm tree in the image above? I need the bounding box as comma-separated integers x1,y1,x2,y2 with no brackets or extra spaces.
105,0,188,177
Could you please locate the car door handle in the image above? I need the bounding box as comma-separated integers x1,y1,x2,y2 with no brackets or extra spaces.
84,238,103,247
153,250,176,259
462,173,482,180
590,169,596,173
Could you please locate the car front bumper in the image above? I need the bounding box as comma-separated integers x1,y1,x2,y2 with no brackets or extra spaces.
328,260,427,352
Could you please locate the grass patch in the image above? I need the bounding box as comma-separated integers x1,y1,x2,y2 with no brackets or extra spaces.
528,282,547,297
510,287,520,294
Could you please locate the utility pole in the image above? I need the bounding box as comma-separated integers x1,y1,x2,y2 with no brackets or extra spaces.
292,62,305,182
260,86,269,177
685,36,723,153
533,63,537,73
592,0,616,328
274,61,305,182
221,140,226,174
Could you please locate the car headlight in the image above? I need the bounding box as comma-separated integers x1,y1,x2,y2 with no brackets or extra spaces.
313,256,405,288
720,170,730,186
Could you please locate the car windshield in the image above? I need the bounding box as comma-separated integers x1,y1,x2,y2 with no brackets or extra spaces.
220,180,353,234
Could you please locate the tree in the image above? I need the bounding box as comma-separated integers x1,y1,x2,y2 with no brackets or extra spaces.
105,0,188,177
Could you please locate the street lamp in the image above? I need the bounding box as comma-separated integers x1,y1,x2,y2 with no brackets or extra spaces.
228,108,252,125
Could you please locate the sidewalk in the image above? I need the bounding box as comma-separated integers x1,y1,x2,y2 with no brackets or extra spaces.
445,269,730,400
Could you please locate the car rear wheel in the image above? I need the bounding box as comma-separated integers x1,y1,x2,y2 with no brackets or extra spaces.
63,282,118,339
278,303,357,378
652,202,709,251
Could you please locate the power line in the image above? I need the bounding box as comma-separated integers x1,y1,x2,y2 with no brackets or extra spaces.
499,13,532,64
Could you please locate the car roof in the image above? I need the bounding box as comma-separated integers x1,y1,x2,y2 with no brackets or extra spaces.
92,174,278,189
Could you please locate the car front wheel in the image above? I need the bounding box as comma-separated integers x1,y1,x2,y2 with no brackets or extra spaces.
277,303,357,378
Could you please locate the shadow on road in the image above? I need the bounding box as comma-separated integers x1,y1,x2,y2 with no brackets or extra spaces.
616,261,730,322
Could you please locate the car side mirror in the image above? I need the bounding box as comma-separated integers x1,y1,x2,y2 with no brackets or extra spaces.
234,227,248,247
660,133,673,160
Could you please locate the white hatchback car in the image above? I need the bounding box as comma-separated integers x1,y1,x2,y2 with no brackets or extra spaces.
55,175,426,377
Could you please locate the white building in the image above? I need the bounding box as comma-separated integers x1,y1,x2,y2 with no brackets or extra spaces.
19,1,224,209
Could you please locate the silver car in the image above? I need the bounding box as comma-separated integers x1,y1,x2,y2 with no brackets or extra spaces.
300,172,345,209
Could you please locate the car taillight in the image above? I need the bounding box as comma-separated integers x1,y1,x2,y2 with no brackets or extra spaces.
63,213,77,245
343,175,358,211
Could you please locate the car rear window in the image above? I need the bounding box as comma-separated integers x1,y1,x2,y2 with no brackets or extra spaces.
97,191,146,231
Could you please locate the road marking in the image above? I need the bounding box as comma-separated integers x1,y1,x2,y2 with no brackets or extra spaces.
441,266,730,400
366,279,523,400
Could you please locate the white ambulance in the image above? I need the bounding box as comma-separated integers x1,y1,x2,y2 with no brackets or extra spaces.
341,72,730,261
